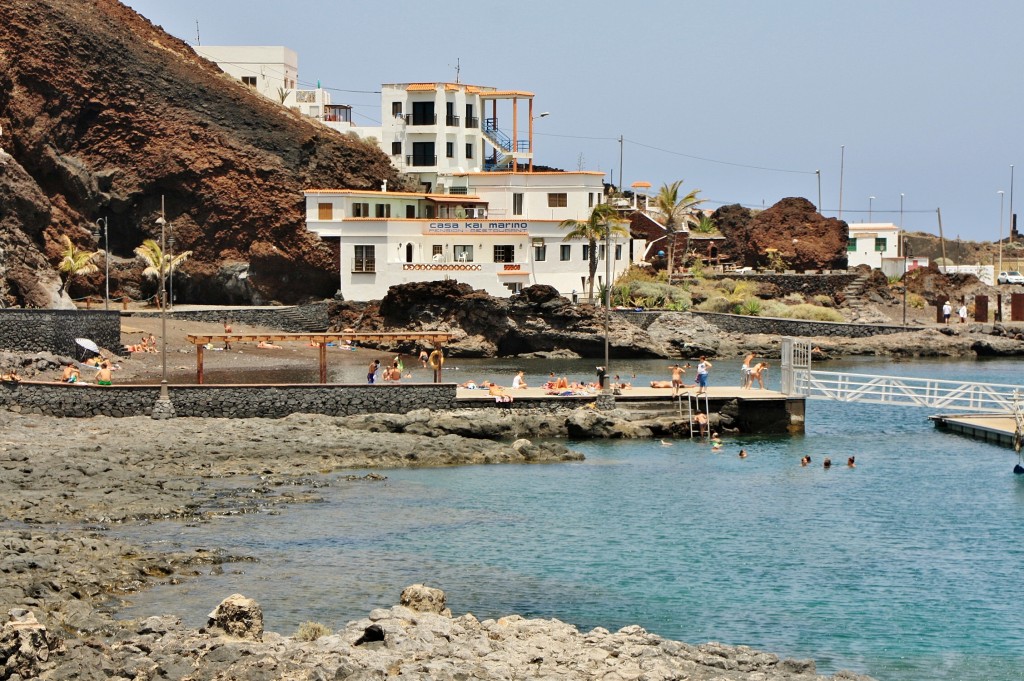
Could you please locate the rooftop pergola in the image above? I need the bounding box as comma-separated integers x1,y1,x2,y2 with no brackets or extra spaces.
184,332,454,384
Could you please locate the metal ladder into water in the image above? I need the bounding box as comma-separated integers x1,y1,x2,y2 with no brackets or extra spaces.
678,392,710,438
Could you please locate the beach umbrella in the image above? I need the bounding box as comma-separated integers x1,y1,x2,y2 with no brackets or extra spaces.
75,338,99,353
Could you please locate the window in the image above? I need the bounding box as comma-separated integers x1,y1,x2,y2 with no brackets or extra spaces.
432,245,443,258
588,192,595,208
875,237,887,252
534,244,547,261
493,245,515,263
582,245,590,261
410,141,435,166
454,245,474,262
615,244,622,260
847,238,857,252
465,103,477,128
391,101,402,117
512,193,523,216
375,204,391,218
352,202,370,217
317,203,333,220
465,143,473,159
241,76,257,87
446,142,454,158
548,193,568,208
391,141,402,155
353,245,375,272
560,245,571,261
406,205,416,219
598,245,606,261
411,101,435,125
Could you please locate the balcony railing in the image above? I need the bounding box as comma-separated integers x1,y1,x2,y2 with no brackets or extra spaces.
465,116,479,128
404,114,437,126
406,154,437,167
351,258,376,273
445,115,460,126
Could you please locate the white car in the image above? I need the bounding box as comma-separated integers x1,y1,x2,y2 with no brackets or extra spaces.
997,271,1024,285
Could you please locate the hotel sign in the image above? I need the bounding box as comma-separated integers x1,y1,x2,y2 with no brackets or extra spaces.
426,221,528,234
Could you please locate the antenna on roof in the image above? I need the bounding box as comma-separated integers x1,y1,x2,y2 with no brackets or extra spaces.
452,57,461,84
195,20,200,45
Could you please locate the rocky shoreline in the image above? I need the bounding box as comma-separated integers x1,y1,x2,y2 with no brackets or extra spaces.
0,407,877,680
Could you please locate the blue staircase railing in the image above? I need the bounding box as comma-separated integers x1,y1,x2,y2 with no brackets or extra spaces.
483,118,512,152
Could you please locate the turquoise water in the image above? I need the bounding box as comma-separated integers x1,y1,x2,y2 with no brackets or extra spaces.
115,357,1024,681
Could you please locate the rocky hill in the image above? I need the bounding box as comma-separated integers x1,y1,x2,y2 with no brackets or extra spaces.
0,0,405,308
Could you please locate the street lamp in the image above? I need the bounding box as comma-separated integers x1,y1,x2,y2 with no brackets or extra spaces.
902,238,911,326
92,217,109,311
838,145,845,220
155,196,169,400
999,190,1005,276
869,196,875,222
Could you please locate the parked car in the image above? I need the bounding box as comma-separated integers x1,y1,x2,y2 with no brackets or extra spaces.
997,271,1024,284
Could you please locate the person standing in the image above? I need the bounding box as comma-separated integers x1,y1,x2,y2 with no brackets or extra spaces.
942,301,952,324
367,359,380,384
223,321,233,350
958,303,968,324
668,363,686,397
741,351,756,389
696,356,712,395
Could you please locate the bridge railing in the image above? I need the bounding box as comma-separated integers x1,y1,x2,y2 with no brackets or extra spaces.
793,369,1023,413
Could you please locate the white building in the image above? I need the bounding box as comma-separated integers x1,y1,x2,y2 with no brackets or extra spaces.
194,45,298,99
847,223,901,269
305,81,644,301
194,45,352,127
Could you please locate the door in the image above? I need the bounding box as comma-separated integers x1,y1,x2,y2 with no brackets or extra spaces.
411,142,435,166
411,101,434,126
405,243,414,263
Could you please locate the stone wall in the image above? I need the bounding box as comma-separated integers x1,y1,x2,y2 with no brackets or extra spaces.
691,311,920,338
127,302,330,333
0,381,456,418
0,309,121,356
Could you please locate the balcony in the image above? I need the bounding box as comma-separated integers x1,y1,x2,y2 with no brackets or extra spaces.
465,117,479,129
406,154,437,167
445,115,460,127
404,114,437,126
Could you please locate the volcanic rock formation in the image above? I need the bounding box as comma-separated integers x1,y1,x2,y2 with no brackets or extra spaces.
0,0,405,307
714,198,848,272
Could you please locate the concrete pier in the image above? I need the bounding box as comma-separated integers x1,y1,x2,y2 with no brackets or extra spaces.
931,413,1021,449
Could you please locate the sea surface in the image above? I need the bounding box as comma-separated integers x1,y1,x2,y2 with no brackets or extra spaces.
115,356,1024,681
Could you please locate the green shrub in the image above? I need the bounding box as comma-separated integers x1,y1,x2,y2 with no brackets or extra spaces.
735,298,762,316
295,621,332,642
784,304,845,322
697,296,733,313
715,277,736,292
812,294,834,307
908,293,925,309
783,292,805,304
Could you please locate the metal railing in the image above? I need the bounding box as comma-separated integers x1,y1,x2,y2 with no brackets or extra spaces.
404,114,437,126
405,154,437,167
445,115,460,126
351,258,376,273
465,116,479,128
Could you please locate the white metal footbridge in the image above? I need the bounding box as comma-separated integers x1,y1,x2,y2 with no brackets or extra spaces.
779,337,1023,413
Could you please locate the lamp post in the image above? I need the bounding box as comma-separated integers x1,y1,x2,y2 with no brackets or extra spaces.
999,190,1005,276
838,145,845,220
155,196,169,400
167,232,175,311
869,196,875,222
815,169,821,213
92,217,109,311
902,238,911,326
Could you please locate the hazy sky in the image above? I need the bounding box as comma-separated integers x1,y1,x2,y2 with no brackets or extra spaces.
121,0,1023,242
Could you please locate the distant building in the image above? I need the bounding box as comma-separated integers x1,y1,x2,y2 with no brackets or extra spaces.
849,223,932,277
305,82,645,300
194,45,352,127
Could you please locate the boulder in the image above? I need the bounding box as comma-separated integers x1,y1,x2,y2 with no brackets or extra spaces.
0,608,56,679
207,594,264,641
399,584,451,616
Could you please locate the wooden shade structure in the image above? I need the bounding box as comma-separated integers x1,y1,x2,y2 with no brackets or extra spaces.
184,332,453,384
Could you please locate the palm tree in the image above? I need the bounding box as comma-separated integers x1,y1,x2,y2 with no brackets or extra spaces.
134,239,193,307
56,235,99,297
559,203,629,302
653,180,705,276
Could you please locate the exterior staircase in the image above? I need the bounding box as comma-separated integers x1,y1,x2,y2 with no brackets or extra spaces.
481,119,517,171
840,272,890,324
275,302,330,333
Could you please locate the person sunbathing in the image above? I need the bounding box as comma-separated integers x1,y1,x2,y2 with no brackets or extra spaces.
488,383,513,403
257,340,283,349
555,376,570,390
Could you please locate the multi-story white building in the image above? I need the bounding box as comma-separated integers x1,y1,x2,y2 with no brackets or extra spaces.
195,45,352,126
305,82,644,300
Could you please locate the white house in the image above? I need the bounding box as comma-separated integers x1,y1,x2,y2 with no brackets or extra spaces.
194,45,298,99
305,81,644,300
847,223,901,269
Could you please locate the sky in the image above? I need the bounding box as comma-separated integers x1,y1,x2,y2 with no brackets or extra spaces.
120,0,1024,243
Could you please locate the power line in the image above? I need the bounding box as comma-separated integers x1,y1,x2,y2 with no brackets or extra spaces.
626,138,816,175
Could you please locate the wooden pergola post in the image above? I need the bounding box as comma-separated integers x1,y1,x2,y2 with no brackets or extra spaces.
319,342,327,384
196,343,205,384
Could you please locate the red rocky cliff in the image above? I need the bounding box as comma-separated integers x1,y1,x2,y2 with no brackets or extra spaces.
0,0,406,306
